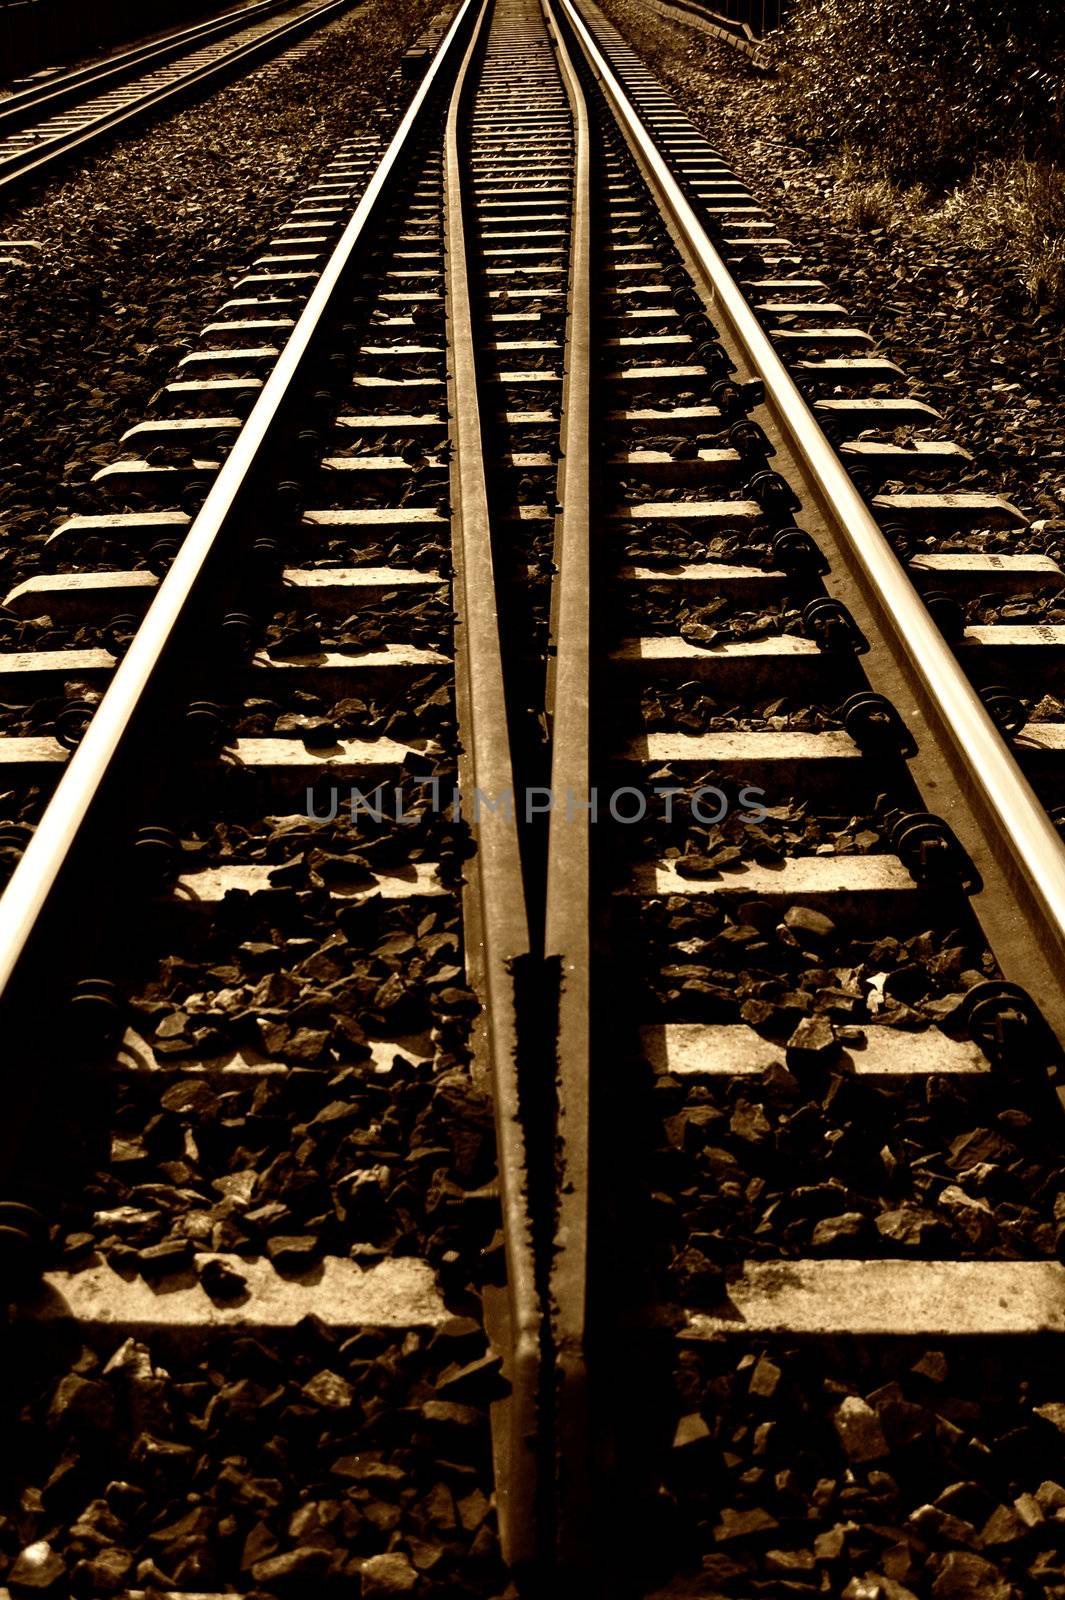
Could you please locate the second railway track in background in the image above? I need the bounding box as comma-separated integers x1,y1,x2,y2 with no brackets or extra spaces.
1,0,1065,1593
0,0,360,201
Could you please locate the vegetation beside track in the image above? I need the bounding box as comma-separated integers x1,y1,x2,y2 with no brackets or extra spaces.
598,0,1063,529
776,0,1065,310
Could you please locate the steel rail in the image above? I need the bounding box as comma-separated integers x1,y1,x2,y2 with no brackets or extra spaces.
539,0,594,1570
443,0,544,1567
0,0,479,998
0,0,296,135
560,0,1065,1053
0,0,355,198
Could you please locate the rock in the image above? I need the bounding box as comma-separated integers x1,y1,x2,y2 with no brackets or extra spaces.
701,1146,744,1182
673,1412,712,1450
729,1098,772,1146
911,1350,949,1383
938,1185,996,1246
302,1370,354,1409
436,1352,506,1404
740,997,776,1030
331,1455,404,1486
61,1232,96,1264
361,1504,402,1542
786,1014,839,1064
40,1454,90,1514
763,1059,801,1099
833,1396,890,1463
69,1495,127,1546
147,1503,214,1557
265,1234,320,1269
198,1257,247,1300
45,1375,116,1435
979,1504,1028,1547
766,1548,815,1572
669,1245,724,1307
250,1546,334,1583
712,1505,778,1541
240,1522,279,1572
102,1337,154,1383
844,1579,919,1600
359,1552,419,1595
931,1551,1012,1599
160,1079,218,1116
131,1432,195,1473
103,1478,146,1516
71,1547,133,1594
909,1504,979,1546
8,1541,66,1591
698,1552,747,1583
783,905,836,942
429,1315,487,1358
866,1383,929,1450
882,1541,923,1587
420,1399,481,1433
111,1135,148,1169
407,1538,446,1573
814,1523,854,1560
138,1238,194,1279
1012,1492,1044,1529
780,1179,851,1224
748,1355,781,1398
133,1561,176,1589
286,1027,330,1064
948,1128,1016,1173
421,1481,457,1531
1035,1403,1065,1435
875,1207,949,1252
812,1212,873,1253
1036,1480,1065,1513
457,1488,490,1531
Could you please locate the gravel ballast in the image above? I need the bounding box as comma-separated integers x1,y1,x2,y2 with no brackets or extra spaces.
654,1336,1065,1599
1,1321,509,1595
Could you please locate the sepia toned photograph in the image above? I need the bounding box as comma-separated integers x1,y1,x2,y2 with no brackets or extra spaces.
0,0,1061,1594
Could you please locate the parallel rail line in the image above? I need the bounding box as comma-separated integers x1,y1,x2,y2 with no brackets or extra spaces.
0,0,1063,1589
0,0,358,201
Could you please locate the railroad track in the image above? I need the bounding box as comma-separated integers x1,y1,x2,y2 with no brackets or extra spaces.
0,0,360,201
1,0,1065,1592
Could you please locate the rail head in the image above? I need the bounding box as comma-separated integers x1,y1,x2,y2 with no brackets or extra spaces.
559,0,1065,1052
0,0,357,197
442,0,543,1568
540,0,595,1569
0,0,293,137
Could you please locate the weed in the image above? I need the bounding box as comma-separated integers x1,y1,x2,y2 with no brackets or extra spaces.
926,160,1065,310
779,0,1064,186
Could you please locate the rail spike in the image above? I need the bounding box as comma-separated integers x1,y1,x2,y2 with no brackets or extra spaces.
840,689,917,757
889,810,981,894
963,979,1055,1067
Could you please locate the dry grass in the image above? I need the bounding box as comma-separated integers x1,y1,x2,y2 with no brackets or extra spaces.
925,160,1065,311
833,151,927,232
845,178,898,231
831,153,1065,311
839,167,928,233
